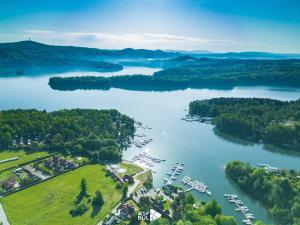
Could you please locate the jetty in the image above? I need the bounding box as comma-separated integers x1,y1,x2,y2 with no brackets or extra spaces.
224,194,255,225
182,115,212,123
131,151,165,168
181,176,212,196
163,163,184,185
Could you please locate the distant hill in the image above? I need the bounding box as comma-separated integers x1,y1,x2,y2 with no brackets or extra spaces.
1,40,299,76
0,41,179,76
166,50,300,59
192,51,300,59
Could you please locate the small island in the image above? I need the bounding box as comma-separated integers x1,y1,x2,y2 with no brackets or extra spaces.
189,98,300,152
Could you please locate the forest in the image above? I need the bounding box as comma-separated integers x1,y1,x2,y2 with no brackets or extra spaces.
226,161,300,225
0,109,135,162
189,98,300,152
48,56,300,91
156,56,300,88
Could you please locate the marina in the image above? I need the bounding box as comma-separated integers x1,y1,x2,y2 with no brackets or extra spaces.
224,194,255,225
131,151,165,168
181,176,212,196
163,162,184,185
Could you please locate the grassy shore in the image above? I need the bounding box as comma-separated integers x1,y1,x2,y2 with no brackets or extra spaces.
120,162,143,176
1,164,122,225
0,150,50,170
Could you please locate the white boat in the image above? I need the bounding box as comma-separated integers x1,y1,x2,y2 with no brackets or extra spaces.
206,191,212,196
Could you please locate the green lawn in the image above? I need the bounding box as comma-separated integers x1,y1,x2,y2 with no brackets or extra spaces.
120,162,143,176
1,165,122,225
0,150,50,170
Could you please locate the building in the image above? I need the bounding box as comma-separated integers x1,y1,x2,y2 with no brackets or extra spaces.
118,203,136,219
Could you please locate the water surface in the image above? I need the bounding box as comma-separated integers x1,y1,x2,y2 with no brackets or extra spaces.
1,67,300,225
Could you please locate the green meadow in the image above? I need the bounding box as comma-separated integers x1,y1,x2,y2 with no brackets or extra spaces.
1,164,121,225
0,150,50,170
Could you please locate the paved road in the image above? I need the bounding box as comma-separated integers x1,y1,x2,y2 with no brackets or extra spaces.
0,203,10,225
98,169,149,225
23,165,50,180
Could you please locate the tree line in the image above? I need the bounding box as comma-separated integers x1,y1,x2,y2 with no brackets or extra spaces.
189,98,300,152
226,161,300,225
0,109,135,162
48,57,300,91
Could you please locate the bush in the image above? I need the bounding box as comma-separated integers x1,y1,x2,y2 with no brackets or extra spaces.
92,190,104,206
70,202,89,216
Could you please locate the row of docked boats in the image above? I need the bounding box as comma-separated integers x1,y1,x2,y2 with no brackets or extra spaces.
181,176,212,196
131,151,165,168
224,194,255,225
163,162,184,185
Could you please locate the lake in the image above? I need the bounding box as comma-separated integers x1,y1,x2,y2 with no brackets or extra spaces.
1,66,300,224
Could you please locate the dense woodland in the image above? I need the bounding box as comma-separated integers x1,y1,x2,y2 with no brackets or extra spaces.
155,56,300,86
0,109,135,162
48,56,300,91
189,98,300,152
226,161,300,225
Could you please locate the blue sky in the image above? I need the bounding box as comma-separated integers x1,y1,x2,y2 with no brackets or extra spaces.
0,0,300,52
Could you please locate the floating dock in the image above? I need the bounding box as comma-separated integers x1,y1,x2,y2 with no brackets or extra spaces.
131,151,165,168
181,176,212,196
224,194,255,225
163,163,184,185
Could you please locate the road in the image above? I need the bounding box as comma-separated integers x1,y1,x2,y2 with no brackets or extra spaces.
98,169,149,225
0,203,10,225
23,165,50,180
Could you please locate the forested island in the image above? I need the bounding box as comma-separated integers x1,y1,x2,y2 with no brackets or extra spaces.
226,161,300,225
0,109,135,162
48,56,300,91
189,98,300,152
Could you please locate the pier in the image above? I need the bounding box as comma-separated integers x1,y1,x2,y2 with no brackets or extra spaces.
224,194,255,225
163,163,184,185
131,151,165,168
181,176,212,196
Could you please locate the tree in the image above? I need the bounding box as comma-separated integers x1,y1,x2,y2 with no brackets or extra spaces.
122,183,129,199
204,199,222,217
186,193,195,204
215,215,237,225
92,190,104,206
292,202,300,218
70,202,89,216
80,178,87,196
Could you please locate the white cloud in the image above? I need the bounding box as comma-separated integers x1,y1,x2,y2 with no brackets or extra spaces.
19,29,245,51
23,30,54,34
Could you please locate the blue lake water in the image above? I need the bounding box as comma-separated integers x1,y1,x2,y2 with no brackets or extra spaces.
1,66,300,224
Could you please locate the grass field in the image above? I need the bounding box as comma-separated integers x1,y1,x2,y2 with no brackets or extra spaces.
0,150,50,170
1,165,122,225
120,162,143,176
